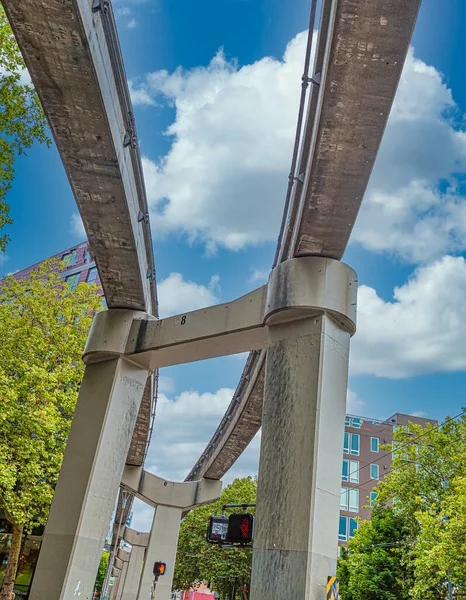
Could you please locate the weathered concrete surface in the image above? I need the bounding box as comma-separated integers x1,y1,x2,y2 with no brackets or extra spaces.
29,359,148,600
250,315,350,599
2,0,155,314
187,0,421,483
137,506,182,600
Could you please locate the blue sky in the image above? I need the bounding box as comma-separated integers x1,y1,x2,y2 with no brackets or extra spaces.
5,0,466,528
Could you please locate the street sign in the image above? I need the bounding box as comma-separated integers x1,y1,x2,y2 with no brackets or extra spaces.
109,577,115,587
207,516,229,544
327,576,339,600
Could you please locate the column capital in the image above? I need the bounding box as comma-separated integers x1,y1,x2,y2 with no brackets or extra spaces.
265,257,357,335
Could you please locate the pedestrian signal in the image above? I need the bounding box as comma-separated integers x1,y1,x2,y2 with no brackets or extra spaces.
207,516,229,544
227,513,254,544
153,562,166,579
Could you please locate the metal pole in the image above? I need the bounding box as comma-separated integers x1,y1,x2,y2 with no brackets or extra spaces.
447,569,453,600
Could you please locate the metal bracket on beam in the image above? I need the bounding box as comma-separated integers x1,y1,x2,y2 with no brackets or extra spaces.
307,72,321,87
92,0,109,13
138,210,150,224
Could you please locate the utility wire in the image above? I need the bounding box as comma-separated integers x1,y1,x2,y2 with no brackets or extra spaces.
348,409,466,495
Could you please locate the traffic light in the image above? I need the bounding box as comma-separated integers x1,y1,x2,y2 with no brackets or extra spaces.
207,515,229,544
153,562,166,580
227,513,254,544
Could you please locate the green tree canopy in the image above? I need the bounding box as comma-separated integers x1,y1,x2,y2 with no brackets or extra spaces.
337,506,413,600
174,477,256,600
0,3,49,251
340,414,466,600
0,260,102,600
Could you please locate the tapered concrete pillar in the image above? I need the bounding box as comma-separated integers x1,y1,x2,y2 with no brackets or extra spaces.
120,529,150,600
250,258,357,600
115,549,131,600
30,310,150,600
137,506,182,600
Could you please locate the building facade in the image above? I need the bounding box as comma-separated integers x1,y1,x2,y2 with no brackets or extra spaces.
338,411,436,546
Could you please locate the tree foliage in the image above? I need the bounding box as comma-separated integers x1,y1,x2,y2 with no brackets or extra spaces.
339,414,466,600
0,3,49,251
0,260,102,599
337,506,413,600
174,477,256,600
95,552,110,593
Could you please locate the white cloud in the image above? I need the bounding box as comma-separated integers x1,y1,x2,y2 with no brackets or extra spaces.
136,32,310,250
129,82,156,107
158,272,219,317
351,255,466,378
70,213,85,239
411,410,428,418
145,388,235,482
249,269,269,284
127,18,137,29
351,48,466,262
158,374,175,394
346,389,365,415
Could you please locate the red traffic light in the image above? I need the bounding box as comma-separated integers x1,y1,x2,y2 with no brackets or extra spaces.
227,513,254,544
153,562,166,578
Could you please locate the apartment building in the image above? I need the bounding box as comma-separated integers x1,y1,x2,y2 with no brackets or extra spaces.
338,411,436,546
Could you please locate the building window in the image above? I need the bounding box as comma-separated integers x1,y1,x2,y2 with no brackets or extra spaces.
350,460,359,483
65,274,80,292
339,516,347,541
352,417,362,428
342,459,349,482
349,518,358,538
370,464,379,480
344,432,349,454
345,416,351,427
87,267,98,284
62,250,77,267
370,491,377,507
349,489,359,512
350,434,360,456
340,487,348,511
84,247,92,263
371,437,379,452
101,297,107,308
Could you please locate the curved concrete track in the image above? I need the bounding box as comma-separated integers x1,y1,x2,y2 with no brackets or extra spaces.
186,0,421,482
3,0,158,469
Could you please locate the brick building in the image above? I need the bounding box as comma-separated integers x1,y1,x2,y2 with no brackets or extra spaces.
338,411,436,546
13,240,104,300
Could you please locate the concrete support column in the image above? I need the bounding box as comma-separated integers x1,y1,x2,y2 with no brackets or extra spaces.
115,550,131,600
30,350,148,599
121,545,145,600
137,506,182,600
250,258,357,600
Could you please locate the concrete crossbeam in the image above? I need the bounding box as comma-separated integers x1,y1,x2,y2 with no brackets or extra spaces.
121,467,222,510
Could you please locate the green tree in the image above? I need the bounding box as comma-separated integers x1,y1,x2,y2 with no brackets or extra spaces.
94,552,110,594
370,415,466,599
174,477,256,600
0,260,102,600
0,3,49,251
337,506,413,600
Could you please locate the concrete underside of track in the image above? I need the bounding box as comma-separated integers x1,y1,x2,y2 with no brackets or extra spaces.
187,0,422,482
3,0,156,468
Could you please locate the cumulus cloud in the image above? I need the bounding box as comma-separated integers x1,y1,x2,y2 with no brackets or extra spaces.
133,36,466,261
346,389,365,415
145,388,235,481
352,48,466,262
135,32,309,250
351,255,466,378
249,269,269,284
158,272,219,317
70,213,85,239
